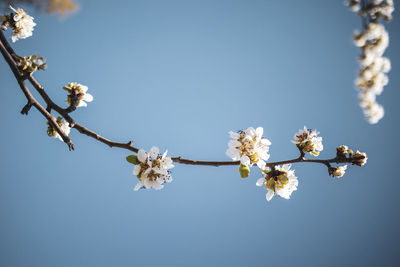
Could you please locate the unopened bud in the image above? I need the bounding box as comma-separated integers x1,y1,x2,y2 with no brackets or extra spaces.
351,150,367,166
336,145,352,158
238,164,250,178
329,165,347,178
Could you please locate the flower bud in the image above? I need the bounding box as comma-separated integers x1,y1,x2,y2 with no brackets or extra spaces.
329,165,347,178
336,145,352,158
20,54,47,73
351,150,368,166
238,164,250,178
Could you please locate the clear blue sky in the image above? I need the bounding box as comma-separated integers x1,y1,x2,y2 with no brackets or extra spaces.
0,1,399,266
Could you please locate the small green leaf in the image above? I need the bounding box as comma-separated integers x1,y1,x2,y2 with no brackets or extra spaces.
126,155,140,165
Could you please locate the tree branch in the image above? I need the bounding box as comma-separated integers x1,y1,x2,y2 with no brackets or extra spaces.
0,30,74,150
0,28,357,168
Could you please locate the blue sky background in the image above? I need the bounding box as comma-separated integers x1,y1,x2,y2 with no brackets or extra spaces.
0,0,399,266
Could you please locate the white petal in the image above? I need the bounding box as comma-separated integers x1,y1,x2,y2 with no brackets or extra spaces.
134,182,142,191
259,152,270,161
226,148,240,161
143,178,152,188
138,149,147,163
261,138,271,146
229,131,240,139
246,127,255,136
266,190,274,201
152,181,164,190
162,150,168,159
77,100,87,107
256,178,265,187
150,146,159,159
240,155,250,166
282,164,291,172
255,127,263,137
228,140,241,148
143,167,151,175
162,158,174,169
80,85,88,93
257,160,266,169
133,165,141,176
83,93,93,102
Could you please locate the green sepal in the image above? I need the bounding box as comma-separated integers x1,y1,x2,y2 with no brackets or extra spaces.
126,155,140,165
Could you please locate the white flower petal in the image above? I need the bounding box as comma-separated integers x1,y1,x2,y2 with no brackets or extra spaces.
256,178,265,187
266,190,274,201
77,100,87,107
150,146,159,159
240,155,250,166
134,182,142,191
83,93,93,102
138,149,147,163
229,131,240,139
133,165,141,176
257,160,266,169
255,127,263,137
228,140,241,148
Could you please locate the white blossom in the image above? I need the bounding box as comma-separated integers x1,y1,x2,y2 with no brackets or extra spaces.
20,54,47,72
351,150,368,166
63,82,93,108
330,165,347,178
226,127,271,169
47,117,71,141
292,126,323,156
9,6,36,43
363,101,384,124
350,0,394,124
256,164,298,202
133,146,174,191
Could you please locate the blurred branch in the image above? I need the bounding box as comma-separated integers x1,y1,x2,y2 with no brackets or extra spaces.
0,0,76,16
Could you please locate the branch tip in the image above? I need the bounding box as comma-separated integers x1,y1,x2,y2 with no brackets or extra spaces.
20,102,32,115
68,142,74,151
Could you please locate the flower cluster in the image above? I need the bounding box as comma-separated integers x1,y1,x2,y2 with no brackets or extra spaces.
18,54,47,72
0,6,36,42
128,147,174,191
292,126,323,156
226,127,271,177
327,145,368,178
256,164,298,201
46,116,71,141
63,82,93,108
336,145,368,166
349,0,394,124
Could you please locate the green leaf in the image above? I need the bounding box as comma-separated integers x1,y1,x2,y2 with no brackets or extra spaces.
126,155,140,165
